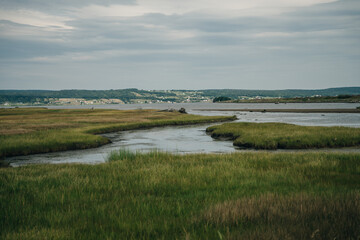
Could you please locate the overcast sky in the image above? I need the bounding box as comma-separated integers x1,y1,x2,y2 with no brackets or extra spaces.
0,0,359,90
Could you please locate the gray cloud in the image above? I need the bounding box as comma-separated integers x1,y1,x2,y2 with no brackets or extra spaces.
0,0,359,90
0,0,135,12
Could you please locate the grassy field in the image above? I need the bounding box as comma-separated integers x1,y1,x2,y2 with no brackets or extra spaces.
1,151,359,239
207,122,360,150
0,108,236,158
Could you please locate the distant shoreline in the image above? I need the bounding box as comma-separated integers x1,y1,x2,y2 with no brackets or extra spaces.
195,108,360,113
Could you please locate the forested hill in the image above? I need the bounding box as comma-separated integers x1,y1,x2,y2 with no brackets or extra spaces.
0,89,177,104
0,89,175,101
1,87,360,104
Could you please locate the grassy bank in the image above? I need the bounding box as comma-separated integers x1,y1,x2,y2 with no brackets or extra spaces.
0,108,236,158
207,122,360,149
1,151,359,239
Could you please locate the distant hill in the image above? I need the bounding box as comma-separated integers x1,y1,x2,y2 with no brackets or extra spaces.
1,87,360,105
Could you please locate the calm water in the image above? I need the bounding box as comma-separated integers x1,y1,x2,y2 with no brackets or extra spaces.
44,102,359,110
6,103,360,167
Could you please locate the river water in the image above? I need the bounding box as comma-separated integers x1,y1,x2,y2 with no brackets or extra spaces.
6,103,360,167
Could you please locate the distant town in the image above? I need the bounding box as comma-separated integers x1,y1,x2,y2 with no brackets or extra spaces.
1,87,360,106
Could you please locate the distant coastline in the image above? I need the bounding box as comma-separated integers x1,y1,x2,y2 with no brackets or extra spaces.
1,87,360,106
216,95,360,104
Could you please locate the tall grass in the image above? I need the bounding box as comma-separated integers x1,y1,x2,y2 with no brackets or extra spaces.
1,152,359,239
207,122,360,149
107,149,170,162
0,108,236,158
198,193,360,239
107,149,140,161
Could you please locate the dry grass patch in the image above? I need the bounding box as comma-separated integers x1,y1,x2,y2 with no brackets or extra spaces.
199,193,360,240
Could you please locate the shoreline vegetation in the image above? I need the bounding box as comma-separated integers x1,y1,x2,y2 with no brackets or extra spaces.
196,108,360,113
1,151,359,239
206,122,360,150
215,94,360,104
0,108,236,159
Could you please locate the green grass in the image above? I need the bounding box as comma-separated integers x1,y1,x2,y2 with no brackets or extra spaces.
1,151,359,239
0,108,236,158
207,122,360,149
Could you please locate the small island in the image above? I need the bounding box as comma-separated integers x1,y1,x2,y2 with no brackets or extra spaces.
207,122,360,149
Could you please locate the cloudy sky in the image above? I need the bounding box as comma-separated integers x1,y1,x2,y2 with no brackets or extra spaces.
0,0,359,90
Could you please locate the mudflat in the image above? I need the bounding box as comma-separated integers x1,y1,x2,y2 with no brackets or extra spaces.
196,108,360,113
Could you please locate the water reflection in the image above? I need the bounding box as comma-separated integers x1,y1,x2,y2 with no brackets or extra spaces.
191,110,360,128
114,124,236,153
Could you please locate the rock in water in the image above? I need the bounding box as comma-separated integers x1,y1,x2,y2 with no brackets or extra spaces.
178,108,187,114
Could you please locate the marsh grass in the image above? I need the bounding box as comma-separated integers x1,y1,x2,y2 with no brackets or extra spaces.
198,193,360,240
207,122,360,149
107,149,170,162
107,148,139,161
1,152,359,239
0,108,235,158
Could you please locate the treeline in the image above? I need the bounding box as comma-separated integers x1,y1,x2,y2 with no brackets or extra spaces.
0,89,175,99
0,95,46,104
0,89,177,104
213,96,232,102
